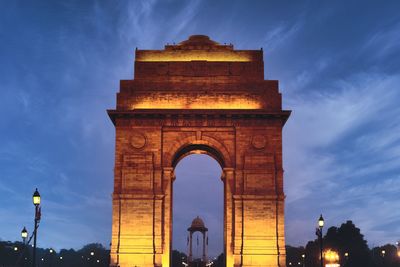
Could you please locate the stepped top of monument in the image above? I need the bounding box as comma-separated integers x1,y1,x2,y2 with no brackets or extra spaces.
135,35,263,62
167,34,231,50
108,35,291,123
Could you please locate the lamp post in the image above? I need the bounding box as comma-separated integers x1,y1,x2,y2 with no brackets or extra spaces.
21,227,29,267
397,241,400,258
301,254,305,267
49,249,54,267
89,251,95,267
344,252,349,267
32,188,41,267
315,214,324,267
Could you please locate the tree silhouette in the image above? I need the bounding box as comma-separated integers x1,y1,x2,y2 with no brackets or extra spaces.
303,220,372,267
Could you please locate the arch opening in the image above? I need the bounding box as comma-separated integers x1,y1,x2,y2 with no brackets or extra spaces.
172,153,224,266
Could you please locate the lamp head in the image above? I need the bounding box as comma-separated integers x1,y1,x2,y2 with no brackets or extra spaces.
21,227,28,239
318,214,324,228
33,188,41,206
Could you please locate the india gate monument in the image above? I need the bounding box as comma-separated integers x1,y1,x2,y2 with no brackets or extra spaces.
107,35,291,267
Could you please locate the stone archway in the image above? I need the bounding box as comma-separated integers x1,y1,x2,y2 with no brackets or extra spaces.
108,35,290,267
168,138,229,267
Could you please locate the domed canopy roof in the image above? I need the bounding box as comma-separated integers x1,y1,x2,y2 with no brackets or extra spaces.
187,216,208,232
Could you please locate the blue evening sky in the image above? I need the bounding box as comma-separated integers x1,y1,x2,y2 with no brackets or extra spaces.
1,0,400,256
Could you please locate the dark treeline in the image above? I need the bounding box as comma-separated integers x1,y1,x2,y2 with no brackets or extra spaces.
1,221,399,267
0,242,109,267
286,220,400,267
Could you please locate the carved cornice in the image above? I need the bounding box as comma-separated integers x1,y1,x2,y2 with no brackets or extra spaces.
107,109,291,127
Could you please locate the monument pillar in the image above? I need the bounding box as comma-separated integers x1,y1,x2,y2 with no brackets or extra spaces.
222,168,235,267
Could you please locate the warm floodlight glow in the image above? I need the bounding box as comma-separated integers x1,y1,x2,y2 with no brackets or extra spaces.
136,51,253,62
324,250,339,262
318,214,324,228
132,97,262,110
33,188,40,206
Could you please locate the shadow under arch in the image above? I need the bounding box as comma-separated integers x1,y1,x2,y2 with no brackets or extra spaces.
166,134,232,169
172,144,226,169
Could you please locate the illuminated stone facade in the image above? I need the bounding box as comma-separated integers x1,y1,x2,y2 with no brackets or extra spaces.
108,35,290,267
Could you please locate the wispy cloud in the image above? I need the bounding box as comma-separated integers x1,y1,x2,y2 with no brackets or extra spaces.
263,21,302,52
116,0,203,48
362,21,400,60
1,0,400,252
284,73,400,245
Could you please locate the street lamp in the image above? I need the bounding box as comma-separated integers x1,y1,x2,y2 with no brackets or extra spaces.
397,241,400,258
21,227,28,244
315,214,324,267
49,249,54,267
32,188,41,267
21,227,29,267
344,252,349,266
301,254,305,267
33,189,41,205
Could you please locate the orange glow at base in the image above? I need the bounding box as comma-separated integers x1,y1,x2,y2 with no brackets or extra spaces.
324,249,340,266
